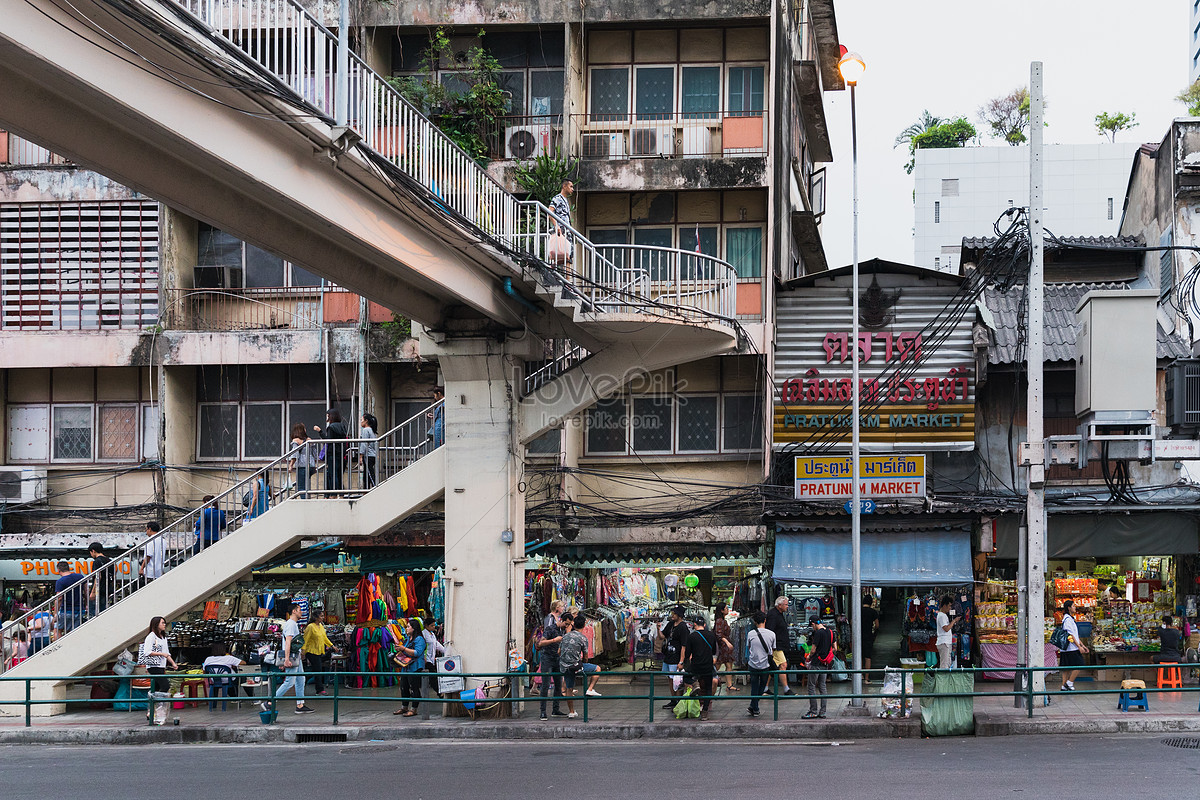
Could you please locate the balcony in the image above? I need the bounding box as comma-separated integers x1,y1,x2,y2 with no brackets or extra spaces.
0,131,70,167
160,287,394,332
574,112,767,160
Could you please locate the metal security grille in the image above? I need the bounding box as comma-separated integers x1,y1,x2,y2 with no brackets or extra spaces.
295,732,348,743
0,200,159,330
1161,737,1200,749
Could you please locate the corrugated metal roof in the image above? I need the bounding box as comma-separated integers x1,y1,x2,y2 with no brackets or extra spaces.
981,283,1189,364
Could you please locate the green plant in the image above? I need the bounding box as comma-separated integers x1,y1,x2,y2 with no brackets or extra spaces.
380,313,412,347
904,118,976,174
894,110,943,149
1177,80,1200,117
978,86,1046,146
513,150,579,206
394,28,509,164
1094,111,1138,143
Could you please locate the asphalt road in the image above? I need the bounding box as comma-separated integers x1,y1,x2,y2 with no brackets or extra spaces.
2,734,1197,799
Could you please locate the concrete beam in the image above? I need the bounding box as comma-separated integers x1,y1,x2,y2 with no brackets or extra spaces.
0,0,525,329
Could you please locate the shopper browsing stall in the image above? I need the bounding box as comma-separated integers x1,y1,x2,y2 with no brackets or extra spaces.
765,596,795,695
936,596,954,669
394,618,426,718
558,613,601,718
141,615,176,695
1058,599,1088,691
267,603,315,714
1154,615,1183,664
661,606,689,710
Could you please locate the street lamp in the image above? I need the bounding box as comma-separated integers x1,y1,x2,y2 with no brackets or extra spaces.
838,49,866,710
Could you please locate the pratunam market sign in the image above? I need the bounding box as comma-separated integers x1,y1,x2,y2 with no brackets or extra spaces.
774,270,977,449
794,454,926,500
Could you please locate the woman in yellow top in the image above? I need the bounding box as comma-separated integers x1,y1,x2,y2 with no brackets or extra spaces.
302,609,337,696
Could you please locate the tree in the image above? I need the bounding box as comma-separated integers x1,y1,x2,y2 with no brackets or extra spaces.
513,150,579,206
1177,80,1200,117
979,87,1036,145
1094,111,1138,143
894,110,943,148
904,118,977,174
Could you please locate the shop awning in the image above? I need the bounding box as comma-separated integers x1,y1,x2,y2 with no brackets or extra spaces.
547,542,765,569
356,548,444,573
993,512,1199,559
773,531,972,586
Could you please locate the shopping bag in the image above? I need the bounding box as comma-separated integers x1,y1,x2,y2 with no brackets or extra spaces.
545,233,571,264
831,657,849,682
674,688,701,719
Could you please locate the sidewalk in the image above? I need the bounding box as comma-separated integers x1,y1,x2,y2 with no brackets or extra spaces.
1,674,1198,744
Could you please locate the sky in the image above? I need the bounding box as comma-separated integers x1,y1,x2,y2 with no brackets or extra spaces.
819,0,1192,268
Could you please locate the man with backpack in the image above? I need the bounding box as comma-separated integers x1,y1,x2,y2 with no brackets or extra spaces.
558,613,601,718
679,614,718,721
803,615,835,719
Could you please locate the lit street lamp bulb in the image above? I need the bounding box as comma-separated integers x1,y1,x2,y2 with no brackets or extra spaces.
838,52,866,85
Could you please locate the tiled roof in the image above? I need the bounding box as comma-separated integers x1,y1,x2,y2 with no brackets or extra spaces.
981,283,1190,364
961,234,1145,251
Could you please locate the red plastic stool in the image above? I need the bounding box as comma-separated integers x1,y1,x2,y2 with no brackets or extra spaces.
180,677,208,707
1157,663,1183,690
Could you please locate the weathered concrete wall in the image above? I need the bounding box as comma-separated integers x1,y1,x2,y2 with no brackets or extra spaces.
324,0,769,27
577,157,769,193
0,167,142,203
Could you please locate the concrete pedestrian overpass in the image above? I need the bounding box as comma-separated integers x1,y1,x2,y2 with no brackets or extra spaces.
0,0,741,711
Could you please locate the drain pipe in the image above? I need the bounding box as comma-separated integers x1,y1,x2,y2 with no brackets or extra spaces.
502,278,541,314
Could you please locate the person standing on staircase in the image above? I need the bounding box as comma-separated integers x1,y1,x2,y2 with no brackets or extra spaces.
88,542,112,615
53,561,86,635
140,522,165,582
548,179,575,268
313,409,348,494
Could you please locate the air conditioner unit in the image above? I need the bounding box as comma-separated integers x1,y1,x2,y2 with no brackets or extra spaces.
582,132,624,159
630,126,672,157
679,123,716,158
506,125,549,160
1165,358,1200,431
0,466,48,504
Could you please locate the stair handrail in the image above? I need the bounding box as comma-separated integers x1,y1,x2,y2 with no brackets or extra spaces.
165,0,735,329
0,399,444,667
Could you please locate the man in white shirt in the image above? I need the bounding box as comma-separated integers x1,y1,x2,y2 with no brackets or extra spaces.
936,596,954,669
140,521,165,580
745,611,776,718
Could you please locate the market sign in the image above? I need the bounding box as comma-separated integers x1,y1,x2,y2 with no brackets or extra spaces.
774,272,976,449
0,558,136,582
794,454,926,500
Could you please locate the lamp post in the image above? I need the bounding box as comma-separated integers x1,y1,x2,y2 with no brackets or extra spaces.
838,50,866,709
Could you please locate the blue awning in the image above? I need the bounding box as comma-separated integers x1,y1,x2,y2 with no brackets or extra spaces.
773,531,972,586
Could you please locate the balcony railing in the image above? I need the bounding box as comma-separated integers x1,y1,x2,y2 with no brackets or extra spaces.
160,287,330,331
573,112,768,160
0,132,70,167
488,115,564,161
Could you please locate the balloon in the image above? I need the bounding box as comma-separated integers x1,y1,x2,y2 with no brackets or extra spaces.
683,574,699,590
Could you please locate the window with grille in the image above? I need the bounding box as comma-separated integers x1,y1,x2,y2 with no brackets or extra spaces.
584,393,760,455
934,201,940,223
1,201,159,330
8,403,155,463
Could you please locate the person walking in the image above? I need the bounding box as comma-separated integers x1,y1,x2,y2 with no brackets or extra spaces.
87,542,112,617
139,521,165,582
745,611,776,717
936,596,954,669
680,614,718,721
860,595,880,682
29,608,51,655
245,472,270,522
313,409,348,493
765,595,795,695
803,615,836,719
548,179,575,267
53,561,86,635
714,602,738,692
427,389,445,449
1058,599,1088,691
394,618,427,718
558,613,602,718
537,600,567,720
357,413,378,490
302,609,337,696
661,606,689,710
289,424,316,499
194,496,227,551
141,615,177,696
266,603,315,714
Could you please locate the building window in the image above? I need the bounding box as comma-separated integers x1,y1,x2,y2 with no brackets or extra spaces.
1160,228,1175,299
8,403,156,463
1107,197,1114,221
0,201,159,330
934,201,940,223
934,257,940,269
941,179,959,197
527,428,561,456
726,226,764,278
727,67,765,115
197,365,353,461
196,224,322,288
585,393,760,455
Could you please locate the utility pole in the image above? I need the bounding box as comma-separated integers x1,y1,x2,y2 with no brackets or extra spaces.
1023,61,1047,696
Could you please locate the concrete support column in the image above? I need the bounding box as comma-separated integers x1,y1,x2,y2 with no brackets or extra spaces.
161,366,196,509
561,415,583,504
435,339,530,678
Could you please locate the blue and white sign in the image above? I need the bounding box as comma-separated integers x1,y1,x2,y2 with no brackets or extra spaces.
843,499,876,515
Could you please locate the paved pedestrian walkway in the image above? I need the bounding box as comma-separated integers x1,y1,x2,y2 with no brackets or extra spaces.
2,671,1199,743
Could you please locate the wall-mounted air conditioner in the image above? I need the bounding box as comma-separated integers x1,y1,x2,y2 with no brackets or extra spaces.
1166,358,1200,432
630,125,672,157
679,123,717,158
506,126,549,160
0,466,48,504
582,133,624,159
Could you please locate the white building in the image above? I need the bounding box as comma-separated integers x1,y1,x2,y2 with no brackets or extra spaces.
913,143,1140,273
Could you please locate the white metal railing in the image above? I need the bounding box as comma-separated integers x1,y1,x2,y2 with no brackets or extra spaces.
166,0,735,326
0,399,443,667
524,343,589,396
2,133,68,166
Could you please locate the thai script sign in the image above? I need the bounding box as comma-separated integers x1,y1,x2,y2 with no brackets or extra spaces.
794,455,926,500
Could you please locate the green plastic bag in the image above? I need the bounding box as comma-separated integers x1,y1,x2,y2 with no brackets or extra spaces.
674,688,701,719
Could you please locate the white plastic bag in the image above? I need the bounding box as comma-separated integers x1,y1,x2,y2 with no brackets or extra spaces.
113,649,135,676
878,667,914,719
149,691,171,725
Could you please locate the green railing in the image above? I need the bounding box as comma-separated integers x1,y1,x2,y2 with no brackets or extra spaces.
2,663,1195,728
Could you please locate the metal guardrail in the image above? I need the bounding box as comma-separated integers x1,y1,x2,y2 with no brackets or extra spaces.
166,0,736,327
0,400,443,665
572,112,769,159
159,287,328,330
2,663,1195,727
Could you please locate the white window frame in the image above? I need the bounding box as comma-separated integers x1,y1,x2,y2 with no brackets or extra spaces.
588,66,632,119
678,64,723,120
585,396,630,455
8,402,153,464
50,404,95,463
630,395,674,455
724,62,769,116
7,404,51,462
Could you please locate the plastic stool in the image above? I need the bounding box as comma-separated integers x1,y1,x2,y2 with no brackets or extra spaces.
1118,690,1149,712
180,677,207,707
1157,663,1183,690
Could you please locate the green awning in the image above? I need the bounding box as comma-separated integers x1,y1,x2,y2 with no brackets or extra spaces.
356,548,444,573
